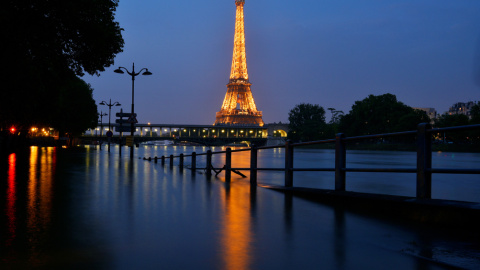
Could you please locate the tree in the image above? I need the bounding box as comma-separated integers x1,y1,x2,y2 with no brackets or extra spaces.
327,108,344,124
338,93,430,136
1,0,124,135
435,114,470,128
434,113,470,143
470,104,480,124
469,104,480,142
325,108,344,138
288,103,327,142
395,109,431,132
52,75,98,136
3,0,124,76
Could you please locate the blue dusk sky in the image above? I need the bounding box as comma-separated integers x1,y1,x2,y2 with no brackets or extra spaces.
84,0,480,125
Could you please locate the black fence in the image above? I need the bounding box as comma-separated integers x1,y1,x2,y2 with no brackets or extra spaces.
148,123,480,200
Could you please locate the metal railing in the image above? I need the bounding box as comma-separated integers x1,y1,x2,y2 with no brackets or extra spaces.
147,123,480,199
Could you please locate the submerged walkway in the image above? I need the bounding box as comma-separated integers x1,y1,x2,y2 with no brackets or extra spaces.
262,185,480,230
2,146,480,269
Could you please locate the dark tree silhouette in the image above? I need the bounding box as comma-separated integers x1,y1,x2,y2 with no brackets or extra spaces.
288,103,327,142
470,104,480,124
435,114,470,128
1,0,124,136
338,93,430,136
469,104,480,142
434,113,470,143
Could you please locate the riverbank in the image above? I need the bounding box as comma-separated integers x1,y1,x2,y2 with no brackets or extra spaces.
0,133,72,154
261,184,480,234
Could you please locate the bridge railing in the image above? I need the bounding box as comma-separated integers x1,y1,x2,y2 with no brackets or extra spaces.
149,123,480,200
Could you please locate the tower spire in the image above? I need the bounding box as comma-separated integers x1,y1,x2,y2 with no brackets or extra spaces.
214,0,264,126
230,0,248,81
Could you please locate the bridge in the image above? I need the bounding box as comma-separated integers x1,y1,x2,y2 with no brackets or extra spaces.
82,122,289,146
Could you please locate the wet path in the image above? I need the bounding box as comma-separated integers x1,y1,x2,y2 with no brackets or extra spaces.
0,146,478,269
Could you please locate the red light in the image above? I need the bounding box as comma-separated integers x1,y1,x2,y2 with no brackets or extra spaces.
10,127,16,134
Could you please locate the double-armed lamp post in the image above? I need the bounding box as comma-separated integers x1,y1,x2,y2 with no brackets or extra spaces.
99,99,121,153
98,111,107,150
98,111,107,136
114,63,152,158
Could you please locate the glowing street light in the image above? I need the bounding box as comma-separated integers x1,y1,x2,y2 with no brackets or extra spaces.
114,63,152,158
99,98,121,152
98,111,107,136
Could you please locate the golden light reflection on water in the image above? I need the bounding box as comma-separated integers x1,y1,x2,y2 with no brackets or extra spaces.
220,150,254,270
230,148,251,179
28,147,38,234
6,153,17,246
27,147,55,250
20,146,57,264
5,147,56,248
2,147,57,266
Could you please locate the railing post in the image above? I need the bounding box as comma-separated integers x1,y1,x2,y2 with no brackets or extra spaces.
250,144,257,186
285,140,294,187
161,155,165,166
191,152,196,174
335,133,346,191
206,150,212,177
154,156,158,163
179,154,184,170
416,123,432,199
170,154,174,168
225,148,232,182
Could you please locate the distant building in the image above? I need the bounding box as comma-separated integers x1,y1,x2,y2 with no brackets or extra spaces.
413,107,437,124
447,101,478,119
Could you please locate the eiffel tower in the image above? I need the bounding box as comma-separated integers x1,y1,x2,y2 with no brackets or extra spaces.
214,0,264,126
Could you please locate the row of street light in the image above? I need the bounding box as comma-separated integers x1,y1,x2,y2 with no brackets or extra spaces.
98,63,152,157
99,99,121,152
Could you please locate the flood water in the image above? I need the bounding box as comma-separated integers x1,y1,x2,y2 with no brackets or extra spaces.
1,145,479,269
253,148,480,203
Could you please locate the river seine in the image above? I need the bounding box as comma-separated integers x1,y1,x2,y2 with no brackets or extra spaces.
1,145,479,269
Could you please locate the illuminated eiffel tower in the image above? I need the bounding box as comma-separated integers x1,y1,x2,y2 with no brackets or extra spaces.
214,0,264,126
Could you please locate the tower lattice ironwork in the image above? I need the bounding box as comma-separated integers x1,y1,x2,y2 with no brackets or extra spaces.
214,0,264,126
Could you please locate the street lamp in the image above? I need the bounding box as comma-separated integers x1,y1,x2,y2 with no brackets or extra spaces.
114,63,152,158
98,111,107,149
99,99,121,152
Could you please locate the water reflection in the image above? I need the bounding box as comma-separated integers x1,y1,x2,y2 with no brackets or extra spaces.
1,146,479,269
6,153,16,247
220,181,253,270
230,148,251,179
2,147,58,267
28,147,55,235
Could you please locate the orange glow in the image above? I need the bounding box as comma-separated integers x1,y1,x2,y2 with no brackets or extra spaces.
28,147,39,234
10,127,16,133
230,1,248,80
27,147,55,250
219,151,253,270
215,0,263,126
6,153,17,246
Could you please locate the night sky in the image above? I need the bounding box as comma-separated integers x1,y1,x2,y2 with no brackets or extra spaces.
84,0,480,125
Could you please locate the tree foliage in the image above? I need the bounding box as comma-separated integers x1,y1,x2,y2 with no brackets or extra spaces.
52,75,99,136
434,113,470,143
288,103,327,142
434,114,470,128
3,0,124,76
338,93,430,136
470,104,480,125
1,0,124,135
469,104,480,142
